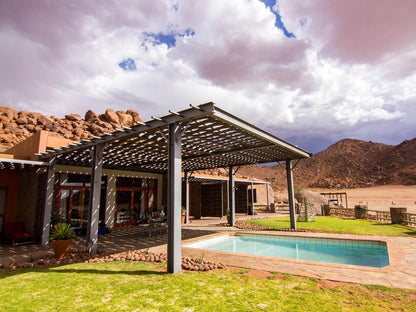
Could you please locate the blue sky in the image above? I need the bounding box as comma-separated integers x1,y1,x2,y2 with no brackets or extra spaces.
0,0,415,153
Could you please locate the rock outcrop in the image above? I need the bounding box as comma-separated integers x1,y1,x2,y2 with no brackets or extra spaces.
0,107,142,152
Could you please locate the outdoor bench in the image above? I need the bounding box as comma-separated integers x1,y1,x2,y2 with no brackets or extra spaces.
3,222,38,247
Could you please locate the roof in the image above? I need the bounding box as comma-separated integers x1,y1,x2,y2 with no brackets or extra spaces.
185,174,270,185
38,102,312,172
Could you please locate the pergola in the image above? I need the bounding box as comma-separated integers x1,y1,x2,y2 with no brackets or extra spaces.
38,102,311,273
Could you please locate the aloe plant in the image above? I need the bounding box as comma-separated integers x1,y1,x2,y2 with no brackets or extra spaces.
49,223,76,241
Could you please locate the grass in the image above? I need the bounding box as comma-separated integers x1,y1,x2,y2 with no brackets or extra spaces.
248,216,416,237
0,261,415,311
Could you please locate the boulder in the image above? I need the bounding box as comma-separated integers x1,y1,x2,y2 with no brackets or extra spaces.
37,115,53,126
15,116,28,125
295,190,327,215
73,127,84,137
117,111,133,127
104,109,119,124
89,123,104,136
0,107,17,120
126,109,142,123
84,110,97,122
65,114,81,122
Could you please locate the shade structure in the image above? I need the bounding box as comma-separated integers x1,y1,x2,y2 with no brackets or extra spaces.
37,102,311,169
38,102,312,273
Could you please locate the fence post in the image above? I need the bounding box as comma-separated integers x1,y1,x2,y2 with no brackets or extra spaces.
355,205,368,219
390,207,407,224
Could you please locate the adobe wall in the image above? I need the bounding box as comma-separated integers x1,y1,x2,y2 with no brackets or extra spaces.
3,130,72,160
15,171,40,233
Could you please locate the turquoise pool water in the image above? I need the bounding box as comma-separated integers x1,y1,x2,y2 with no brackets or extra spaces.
185,234,389,268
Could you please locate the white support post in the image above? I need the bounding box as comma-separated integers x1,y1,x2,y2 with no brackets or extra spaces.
286,160,296,229
87,143,104,253
228,166,235,226
184,171,190,224
41,157,55,245
167,122,182,273
220,182,224,218
251,181,254,215
266,184,270,212
105,174,116,228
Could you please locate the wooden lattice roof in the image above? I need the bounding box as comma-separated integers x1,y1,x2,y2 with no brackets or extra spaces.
38,102,311,172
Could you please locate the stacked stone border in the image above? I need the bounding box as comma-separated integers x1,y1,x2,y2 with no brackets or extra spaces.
0,249,225,271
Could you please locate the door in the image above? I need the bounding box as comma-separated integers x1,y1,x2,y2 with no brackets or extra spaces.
201,184,222,217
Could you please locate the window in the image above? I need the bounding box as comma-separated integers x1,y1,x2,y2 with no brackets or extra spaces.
54,173,106,229
115,177,157,226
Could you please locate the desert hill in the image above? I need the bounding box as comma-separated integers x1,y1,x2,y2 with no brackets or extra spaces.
1,106,415,190
235,138,416,190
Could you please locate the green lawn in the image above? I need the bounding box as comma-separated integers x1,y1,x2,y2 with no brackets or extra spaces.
248,216,416,237
1,261,415,311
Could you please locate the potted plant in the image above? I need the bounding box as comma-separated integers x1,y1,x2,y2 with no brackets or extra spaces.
181,207,186,224
225,208,231,225
50,210,66,229
49,223,76,259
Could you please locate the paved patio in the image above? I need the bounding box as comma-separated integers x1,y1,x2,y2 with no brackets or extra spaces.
1,212,416,290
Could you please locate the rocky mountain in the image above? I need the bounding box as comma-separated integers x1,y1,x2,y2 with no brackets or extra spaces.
1,106,415,190
236,138,416,190
0,106,142,152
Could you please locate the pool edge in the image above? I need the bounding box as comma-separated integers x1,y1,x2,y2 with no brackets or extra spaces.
181,231,404,273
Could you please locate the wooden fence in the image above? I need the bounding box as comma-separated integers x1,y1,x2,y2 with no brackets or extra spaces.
324,206,416,227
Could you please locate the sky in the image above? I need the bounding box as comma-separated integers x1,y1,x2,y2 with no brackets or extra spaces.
0,0,415,153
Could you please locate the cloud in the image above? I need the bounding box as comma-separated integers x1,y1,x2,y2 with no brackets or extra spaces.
0,0,415,153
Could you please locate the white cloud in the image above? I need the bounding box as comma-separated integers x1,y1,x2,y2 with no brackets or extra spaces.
0,0,415,152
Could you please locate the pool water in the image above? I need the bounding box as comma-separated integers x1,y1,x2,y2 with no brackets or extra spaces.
185,234,389,268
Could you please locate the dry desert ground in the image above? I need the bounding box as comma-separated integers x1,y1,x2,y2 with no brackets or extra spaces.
310,185,416,213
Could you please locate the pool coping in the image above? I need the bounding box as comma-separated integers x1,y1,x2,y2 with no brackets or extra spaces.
181,231,404,273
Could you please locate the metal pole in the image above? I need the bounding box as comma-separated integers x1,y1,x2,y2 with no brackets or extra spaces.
286,160,296,229
228,166,235,226
251,181,254,215
167,122,182,273
41,157,55,245
266,184,270,212
87,143,104,253
345,193,349,209
184,171,190,224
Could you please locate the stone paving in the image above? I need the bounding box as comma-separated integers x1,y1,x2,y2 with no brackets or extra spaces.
1,212,416,290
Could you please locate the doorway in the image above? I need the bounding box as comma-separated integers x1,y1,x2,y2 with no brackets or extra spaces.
0,187,6,233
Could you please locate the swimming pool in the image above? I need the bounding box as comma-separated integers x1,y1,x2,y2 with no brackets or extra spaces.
185,234,389,268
